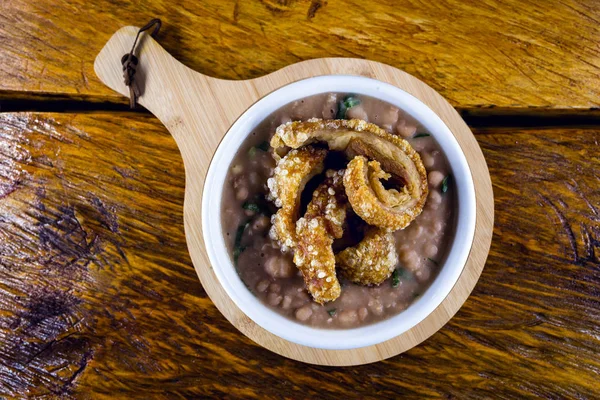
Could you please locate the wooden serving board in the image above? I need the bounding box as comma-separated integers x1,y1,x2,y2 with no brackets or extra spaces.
94,26,494,366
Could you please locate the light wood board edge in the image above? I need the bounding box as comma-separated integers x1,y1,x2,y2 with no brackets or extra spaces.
94,26,494,366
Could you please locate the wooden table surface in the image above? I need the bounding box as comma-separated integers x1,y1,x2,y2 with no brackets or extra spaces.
1,1,599,398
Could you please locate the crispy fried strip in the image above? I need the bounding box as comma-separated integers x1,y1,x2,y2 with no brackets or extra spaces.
271,118,428,231
295,218,340,303
267,146,326,251
344,156,422,230
293,171,346,303
366,158,407,208
336,228,399,286
303,169,347,239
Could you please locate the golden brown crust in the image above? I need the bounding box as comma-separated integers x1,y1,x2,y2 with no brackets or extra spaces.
303,169,347,239
336,228,399,286
293,171,347,303
367,159,407,208
344,156,425,231
271,118,428,231
294,217,341,304
268,118,427,298
267,146,326,251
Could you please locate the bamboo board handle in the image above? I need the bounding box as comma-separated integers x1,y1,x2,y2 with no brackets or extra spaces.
94,26,251,163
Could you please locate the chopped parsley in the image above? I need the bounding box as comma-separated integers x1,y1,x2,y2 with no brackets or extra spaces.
242,202,261,213
336,95,361,119
256,141,270,151
392,269,401,287
233,246,245,264
441,175,450,193
248,141,270,158
233,221,250,264
343,96,361,108
327,309,337,317
427,258,439,266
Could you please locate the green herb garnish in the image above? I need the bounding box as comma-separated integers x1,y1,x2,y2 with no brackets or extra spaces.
343,96,361,108
233,221,250,264
248,141,270,158
427,258,439,266
336,103,347,119
256,141,270,151
242,202,261,213
401,267,413,278
327,309,337,317
441,175,450,193
413,292,420,299
413,133,430,138
336,95,361,119
234,222,249,247
233,246,245,264
392,269,400,287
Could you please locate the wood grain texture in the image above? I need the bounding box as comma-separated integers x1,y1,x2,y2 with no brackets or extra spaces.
0,112,598,397
2,0,600,109
93,27,493,365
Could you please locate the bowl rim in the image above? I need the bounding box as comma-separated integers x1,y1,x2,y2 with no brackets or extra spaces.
202,74,476,350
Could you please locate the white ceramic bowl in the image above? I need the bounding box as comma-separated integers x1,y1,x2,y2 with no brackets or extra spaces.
202,75,476,350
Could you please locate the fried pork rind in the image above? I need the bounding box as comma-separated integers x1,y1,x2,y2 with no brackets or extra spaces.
267,146,326,251
295,218,340,303
344,156,423,231
271,118,428,231
303,169,347,238
294,171,347,303
336,228,398,285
